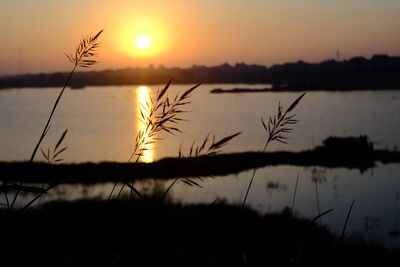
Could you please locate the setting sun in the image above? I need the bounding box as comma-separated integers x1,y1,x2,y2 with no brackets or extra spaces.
134,35,152,50
112,14,174,60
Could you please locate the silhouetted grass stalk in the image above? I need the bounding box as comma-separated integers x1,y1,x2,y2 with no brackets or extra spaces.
160,132,241,201
242,93,306,207
8,30,103,210
291,172,300,213
312,167,322,224
108,80,201,200
18,129,70,211
340,199,355,241
294,208,334,267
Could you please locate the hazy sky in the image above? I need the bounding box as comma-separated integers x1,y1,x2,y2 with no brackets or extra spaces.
1,0,400,75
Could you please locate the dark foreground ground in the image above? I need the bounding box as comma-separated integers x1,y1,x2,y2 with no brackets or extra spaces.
0,200,399,267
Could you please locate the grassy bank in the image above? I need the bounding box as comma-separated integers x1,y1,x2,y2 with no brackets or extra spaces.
1,149,399,184
1,199,398,267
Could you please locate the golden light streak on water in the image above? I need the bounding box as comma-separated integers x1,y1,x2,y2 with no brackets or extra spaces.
137,86,154,163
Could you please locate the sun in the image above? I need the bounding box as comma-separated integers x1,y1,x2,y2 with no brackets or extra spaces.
134,35,152,50
116,17,168,58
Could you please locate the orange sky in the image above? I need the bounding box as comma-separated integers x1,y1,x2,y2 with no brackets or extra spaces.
1,0,400,75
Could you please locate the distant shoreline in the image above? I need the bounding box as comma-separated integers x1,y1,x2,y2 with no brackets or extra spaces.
2,54,400,90
1,84,400,93
210,87,400,93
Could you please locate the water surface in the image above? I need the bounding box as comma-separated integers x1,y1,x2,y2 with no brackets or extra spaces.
1,85,400,162
1,85,400,247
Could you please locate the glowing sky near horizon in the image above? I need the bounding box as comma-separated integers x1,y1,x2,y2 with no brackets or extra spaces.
1,0,400,75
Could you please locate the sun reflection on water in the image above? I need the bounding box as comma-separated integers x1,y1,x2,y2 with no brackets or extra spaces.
137,86,154,163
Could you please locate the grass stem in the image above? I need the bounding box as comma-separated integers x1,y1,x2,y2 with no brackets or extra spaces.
340,199,355,241
291,172,300,213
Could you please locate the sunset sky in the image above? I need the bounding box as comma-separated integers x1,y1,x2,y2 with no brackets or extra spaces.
1,0,400,75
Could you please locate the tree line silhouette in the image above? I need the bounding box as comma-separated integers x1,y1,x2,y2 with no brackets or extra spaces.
1,54,400,90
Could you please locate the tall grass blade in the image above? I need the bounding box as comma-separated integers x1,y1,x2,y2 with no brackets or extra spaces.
242,93,305,207
2,184,48,194
291,172,300,213
10,30,103,210
111,81,201,199
20,184,57,212
160,178,179,201
54,129,68,153
286,92,306,113
53,146,68,159
242,168,257,208
180,83,201,101
340,199,355,241
161,132,240,200
157,78,173,101
312,208,334,223
294,208,334,267
209,132,241,151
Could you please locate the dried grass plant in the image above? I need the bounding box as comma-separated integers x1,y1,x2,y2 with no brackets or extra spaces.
108,80,202,200
40,129,69,164
32,30,103,163
21,129,69,211
8,30,103,210
160,132,241,200
242,92,306,207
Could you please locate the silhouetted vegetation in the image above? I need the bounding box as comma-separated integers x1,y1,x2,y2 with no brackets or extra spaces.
4,30,104,211
3,28,400,267
1,137,399,185
1,200,399,267
242,93,305,207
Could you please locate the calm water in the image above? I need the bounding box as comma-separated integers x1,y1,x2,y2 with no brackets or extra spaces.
1,85,400,162
1,85,400,246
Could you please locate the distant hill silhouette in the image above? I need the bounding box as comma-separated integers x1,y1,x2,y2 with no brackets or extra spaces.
1,55,400,90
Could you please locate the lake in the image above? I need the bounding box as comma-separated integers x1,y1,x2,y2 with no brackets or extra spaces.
1,84,400,162
1,84,400,247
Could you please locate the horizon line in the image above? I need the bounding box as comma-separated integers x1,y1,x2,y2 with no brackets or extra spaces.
3,53,400,77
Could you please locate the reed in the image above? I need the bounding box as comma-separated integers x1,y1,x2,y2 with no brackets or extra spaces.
312,167,322,224
108,80,202,200
8,30,103,210
340,199,356,241
32,30,103,164
160,132,241,200
40,129,69,164
242,92,306,207
291,172,300,213
132,80,201,163
24,129,69,211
